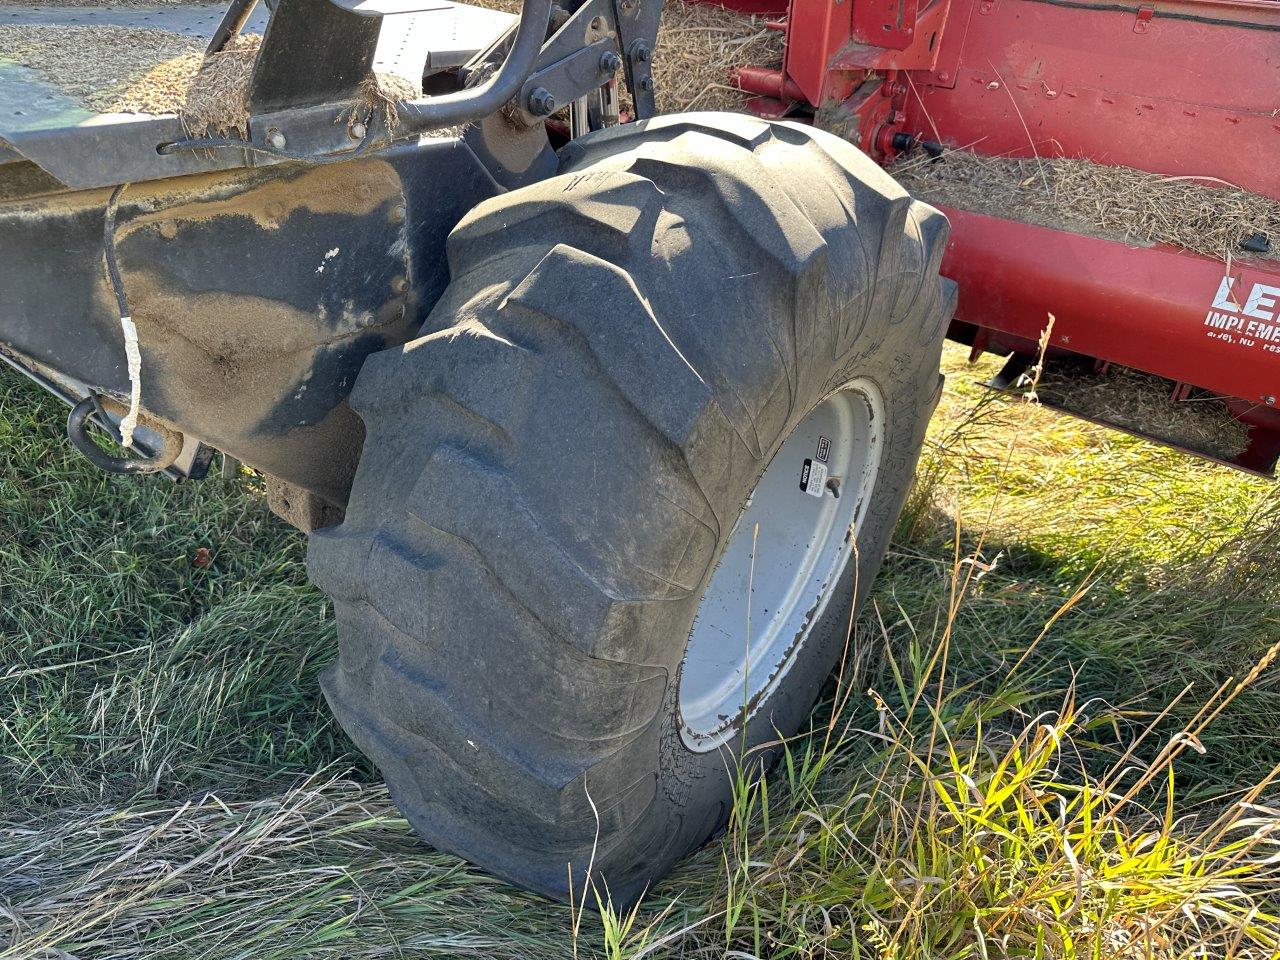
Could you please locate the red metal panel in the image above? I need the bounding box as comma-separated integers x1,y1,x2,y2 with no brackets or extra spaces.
852,0,921,48
941,207,1280,408
834,0,953,70
783,0,854,103
901,0,1280,196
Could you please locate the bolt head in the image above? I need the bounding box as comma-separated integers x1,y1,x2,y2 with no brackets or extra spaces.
267,129,287,150
600,50,623,74
390,204,407,224
349,121,367,140
527,86,557,116
1267,395,1277,406
633,42,651,62
638,75,654,92
157,221,178,240
393,276,410,294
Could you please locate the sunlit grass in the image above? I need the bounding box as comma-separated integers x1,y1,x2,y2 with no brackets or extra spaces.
596,556,1280,958
2,341,1277,958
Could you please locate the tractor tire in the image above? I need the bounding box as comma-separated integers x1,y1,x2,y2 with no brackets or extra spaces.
308,112,955,905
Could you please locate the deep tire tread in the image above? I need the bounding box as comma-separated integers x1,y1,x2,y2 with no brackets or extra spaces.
308,112,954,904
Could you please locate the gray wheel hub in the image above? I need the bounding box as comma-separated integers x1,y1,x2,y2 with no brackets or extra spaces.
678,380,884,751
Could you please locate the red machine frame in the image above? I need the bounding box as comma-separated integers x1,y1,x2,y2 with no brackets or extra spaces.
711,0,1280,473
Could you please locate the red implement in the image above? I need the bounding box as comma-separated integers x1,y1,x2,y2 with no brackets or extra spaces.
700,0,1280,472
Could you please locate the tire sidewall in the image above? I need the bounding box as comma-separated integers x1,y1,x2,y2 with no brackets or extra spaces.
634,316,942,876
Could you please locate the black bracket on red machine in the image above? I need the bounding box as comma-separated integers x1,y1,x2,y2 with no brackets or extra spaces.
494,0,662,125
177,0,665,164
611,0,663,119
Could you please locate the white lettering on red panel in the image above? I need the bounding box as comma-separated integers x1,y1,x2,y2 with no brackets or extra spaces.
1204,277,1280,355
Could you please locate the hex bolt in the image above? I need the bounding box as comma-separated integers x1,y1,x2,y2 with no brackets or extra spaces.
631,41,651,62
638,75,654,92
600,50,623,74
349,121,367,141
266,129,287,150
1267,395,1277,406
527,86,557,116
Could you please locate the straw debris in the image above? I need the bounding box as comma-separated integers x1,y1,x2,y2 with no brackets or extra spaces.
177,33,263,138
1037,362,1252,461
0,24,200,114
651,0,783,114
893,149,1279,261
353,71,422,133
1,0,777,134
7,0,188,5
0,25,423,139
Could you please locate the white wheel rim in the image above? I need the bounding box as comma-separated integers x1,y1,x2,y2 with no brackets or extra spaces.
677,379,884,752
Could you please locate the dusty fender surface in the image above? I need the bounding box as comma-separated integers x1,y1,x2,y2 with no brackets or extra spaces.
0,136,502,505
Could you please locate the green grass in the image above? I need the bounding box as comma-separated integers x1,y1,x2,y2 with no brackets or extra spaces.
0,382,354,808
1,343,1277,958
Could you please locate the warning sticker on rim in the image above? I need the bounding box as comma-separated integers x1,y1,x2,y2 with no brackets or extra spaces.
799,458,828,498
816,436,831,463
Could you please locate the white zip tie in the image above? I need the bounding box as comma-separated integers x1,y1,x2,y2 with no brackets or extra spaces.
119,315,142,448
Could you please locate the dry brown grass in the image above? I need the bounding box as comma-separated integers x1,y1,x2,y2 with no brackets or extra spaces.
894,149,1280,261
1036,362,1252,461
1,775,571,959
